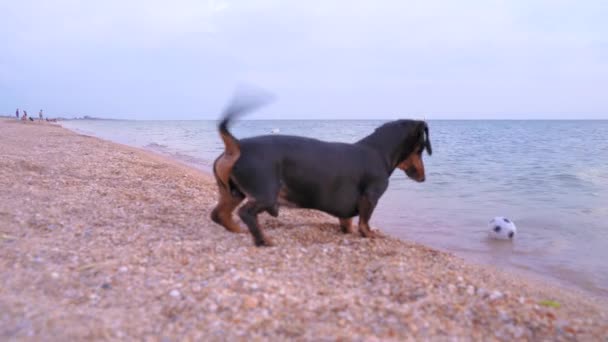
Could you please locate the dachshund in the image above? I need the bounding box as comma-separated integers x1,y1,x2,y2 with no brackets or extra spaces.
210,96,432,246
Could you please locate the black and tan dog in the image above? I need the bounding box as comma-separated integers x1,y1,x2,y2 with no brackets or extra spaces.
211,98,432,247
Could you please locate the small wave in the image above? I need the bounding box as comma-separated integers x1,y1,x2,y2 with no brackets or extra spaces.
59,124,96,137
576,168,608,187
552,173,581,182
145,142,169,149
551,173,592,189
166,151,212,171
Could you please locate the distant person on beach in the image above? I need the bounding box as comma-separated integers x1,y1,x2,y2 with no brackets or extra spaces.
39,110,43,121
21,110,28,121
15,108,19,120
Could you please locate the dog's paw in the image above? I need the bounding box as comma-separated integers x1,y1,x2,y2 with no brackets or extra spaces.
230,223,249,234
359,229,377,239
341,226,355,234
254,238,275,247
358,226,385,239
221,223,245,234
371,227,384,237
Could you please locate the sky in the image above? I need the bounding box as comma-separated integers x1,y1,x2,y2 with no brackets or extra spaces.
1,0,607,120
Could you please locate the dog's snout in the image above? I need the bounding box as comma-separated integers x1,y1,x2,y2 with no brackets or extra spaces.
405,167,426,183
508,231,514,239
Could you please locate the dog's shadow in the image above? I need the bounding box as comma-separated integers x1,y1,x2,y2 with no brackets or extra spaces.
260,216,337,232
254,212,387,247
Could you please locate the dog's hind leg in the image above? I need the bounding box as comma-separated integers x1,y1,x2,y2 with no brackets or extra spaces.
339,218,354,234
238,200,275,247
211,154,245,233
231,169,280,246
211,183,245,233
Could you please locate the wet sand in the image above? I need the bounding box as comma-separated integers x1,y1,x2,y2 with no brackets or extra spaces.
1,118,607,340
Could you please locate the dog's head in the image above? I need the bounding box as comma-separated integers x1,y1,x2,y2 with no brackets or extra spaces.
395,121,432,182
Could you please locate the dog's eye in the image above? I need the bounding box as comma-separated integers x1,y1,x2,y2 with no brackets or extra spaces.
494,226,501,232
503,218,510,223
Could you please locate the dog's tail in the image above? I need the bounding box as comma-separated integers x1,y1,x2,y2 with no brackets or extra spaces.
214,88,274,189
218,89,274,157
218,114,240,159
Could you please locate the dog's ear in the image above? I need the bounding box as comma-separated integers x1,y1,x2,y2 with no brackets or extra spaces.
420,122,432,156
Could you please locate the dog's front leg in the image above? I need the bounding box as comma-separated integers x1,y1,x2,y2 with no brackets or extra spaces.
357,195,377,238
357,182,387,238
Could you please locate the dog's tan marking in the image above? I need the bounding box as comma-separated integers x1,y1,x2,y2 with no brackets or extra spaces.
397,146,426,182
210,182,244,233
277,186,299,208
339,217,354,234
211,129,243,233
215,156,239,189
215,126,241,186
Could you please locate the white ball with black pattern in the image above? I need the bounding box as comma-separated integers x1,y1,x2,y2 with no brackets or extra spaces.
488,217,517,240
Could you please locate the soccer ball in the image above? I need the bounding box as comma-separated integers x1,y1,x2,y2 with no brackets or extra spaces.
488,217,517,240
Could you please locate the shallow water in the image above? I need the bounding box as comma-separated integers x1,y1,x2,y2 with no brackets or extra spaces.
61,119,608,297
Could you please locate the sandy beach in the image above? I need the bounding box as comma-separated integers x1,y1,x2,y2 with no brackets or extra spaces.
1,118,607,340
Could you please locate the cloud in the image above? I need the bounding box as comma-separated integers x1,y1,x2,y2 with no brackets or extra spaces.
2,0,229,49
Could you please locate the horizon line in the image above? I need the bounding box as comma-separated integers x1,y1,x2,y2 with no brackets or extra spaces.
3,114,608,121
63,118,608,122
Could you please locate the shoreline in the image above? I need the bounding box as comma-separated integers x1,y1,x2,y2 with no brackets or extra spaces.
1,118,607,340
60,119,608,299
